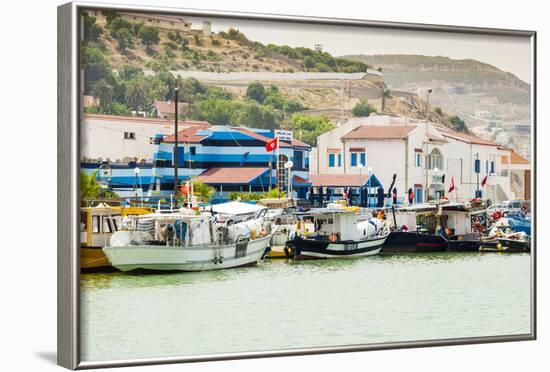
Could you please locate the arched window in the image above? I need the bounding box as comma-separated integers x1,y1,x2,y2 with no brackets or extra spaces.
428,148,443,170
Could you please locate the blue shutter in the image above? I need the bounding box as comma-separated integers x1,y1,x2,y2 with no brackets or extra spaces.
491,161,495,174
351,153,357,166
360,153,366,166
474,159,480,173
329,154,335,167
338,154,342,167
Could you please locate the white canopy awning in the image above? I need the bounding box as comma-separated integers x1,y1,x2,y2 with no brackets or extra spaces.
209,201,267,216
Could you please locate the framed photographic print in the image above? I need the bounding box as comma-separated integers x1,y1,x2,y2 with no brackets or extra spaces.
57,1,536,369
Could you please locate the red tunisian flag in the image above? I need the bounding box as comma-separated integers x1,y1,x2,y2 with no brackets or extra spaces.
448,176,455,193
265,137,278,152
481,175,488,187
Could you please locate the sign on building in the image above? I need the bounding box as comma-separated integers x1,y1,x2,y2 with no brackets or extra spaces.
275,129,293,142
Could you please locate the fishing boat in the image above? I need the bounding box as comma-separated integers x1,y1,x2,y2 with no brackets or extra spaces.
80,204,152,269
479,223,530,253
264,206,315,259
290,208,390,260
102,209,273,271
382,204,448,253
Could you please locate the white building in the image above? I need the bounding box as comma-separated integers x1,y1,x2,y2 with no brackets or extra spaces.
312,115,515,203
80,114,208,163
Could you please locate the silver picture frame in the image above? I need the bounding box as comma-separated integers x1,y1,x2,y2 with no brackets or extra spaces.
57,1,537,369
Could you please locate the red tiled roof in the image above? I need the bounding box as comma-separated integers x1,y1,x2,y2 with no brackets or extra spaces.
440,130,497,146
153,100,189,115
293,175,311,185
195,167,269,184
501,150,530,165
162,122,211,143
342,125,417,140
310,174,368,187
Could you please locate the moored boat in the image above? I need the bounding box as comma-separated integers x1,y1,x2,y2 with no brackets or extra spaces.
103,209,273,271
80,204,153,270
291,208,390,260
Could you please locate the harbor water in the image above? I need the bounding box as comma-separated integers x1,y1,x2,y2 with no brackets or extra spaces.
81,253,531,362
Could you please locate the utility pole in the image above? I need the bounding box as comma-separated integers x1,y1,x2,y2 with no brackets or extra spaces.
424,88,432,202
475,152,480,198
173,83,179,199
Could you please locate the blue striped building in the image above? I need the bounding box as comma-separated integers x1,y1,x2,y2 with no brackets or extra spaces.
83,121,312,202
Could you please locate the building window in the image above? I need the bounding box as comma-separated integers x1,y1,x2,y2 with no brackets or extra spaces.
360,153,366,166
124,132,136,140
485,160,489,174
190,146,196,155
294,150,304,169
491,161,495,174
328,153,335,167
427,148,443,170
351,153,358,167
414,187,423,203
415,153,422,167
338,154,342,167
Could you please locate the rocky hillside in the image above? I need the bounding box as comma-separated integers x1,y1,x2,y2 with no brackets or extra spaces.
341,54,531,123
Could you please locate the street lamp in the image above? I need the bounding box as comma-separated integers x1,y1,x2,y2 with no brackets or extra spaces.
284,160,293,199
134,167,142,205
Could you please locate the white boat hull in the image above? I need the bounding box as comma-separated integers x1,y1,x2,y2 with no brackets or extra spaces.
103,235,272,272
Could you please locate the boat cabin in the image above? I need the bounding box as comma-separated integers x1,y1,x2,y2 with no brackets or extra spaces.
393,202,487,236
305,209,362,242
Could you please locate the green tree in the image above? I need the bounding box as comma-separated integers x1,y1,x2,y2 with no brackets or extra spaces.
113,27,132,51
126,77,150,111
109,18,134,34
351,100,376,117
118,65,143,81
246,82,266,103
81,46,114,94
434,106,443,115
449,115,468,132
91,79,114,112
288,114,334,146
191,181,215,203
83,14,103,42
81,171,118,200
138,25,160,51
194,98,234,125
102,10,119,25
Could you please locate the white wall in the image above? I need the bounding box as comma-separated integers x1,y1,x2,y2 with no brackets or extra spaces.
81,116,175,162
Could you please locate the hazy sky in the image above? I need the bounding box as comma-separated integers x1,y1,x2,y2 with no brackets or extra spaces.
188,16,532,83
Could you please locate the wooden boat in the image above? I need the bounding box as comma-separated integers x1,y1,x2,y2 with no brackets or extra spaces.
80,204,152,269
103,210,273,271
291,208,390,260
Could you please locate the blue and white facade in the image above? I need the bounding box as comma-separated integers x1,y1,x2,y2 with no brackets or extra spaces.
81,114,311,201
149,125,311,202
